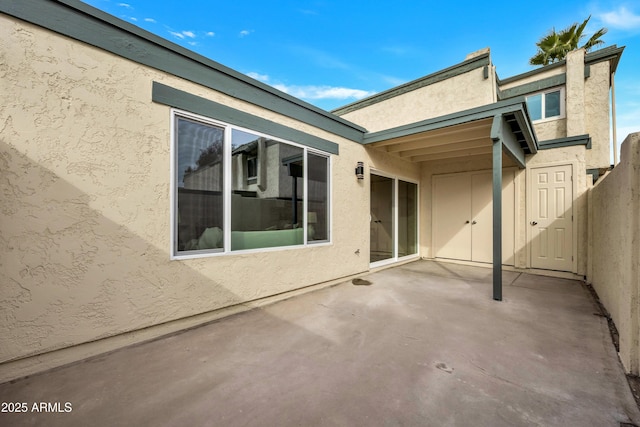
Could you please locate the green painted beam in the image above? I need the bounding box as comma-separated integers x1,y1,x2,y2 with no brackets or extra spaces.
538,134,591,150
491,115,526,168
363,98,537,149
0,0,366,143
492,132,503,302
153,82,339,155
499,74,566,100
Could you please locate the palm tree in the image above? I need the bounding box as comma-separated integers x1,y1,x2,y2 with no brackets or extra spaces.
529,16,607,66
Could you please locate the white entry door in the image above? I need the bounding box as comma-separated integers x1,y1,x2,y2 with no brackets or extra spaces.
530,164,574,271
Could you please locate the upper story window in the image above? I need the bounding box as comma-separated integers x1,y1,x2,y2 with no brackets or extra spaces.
174,111,331,258
525,87,565,123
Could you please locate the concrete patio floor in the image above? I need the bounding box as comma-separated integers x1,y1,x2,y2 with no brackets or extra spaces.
1,260,639,426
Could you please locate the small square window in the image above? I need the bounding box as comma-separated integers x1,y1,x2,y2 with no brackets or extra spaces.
525,88,564,123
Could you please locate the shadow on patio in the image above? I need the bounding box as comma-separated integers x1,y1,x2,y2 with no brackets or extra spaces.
1,260,638,426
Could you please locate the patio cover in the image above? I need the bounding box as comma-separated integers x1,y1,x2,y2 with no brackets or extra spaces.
362,98,538,300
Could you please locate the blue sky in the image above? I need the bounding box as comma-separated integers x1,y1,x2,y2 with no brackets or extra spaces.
83,0,639,154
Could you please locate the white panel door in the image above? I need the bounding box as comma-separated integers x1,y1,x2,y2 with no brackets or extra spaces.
433,173,472,260
530,165,573,271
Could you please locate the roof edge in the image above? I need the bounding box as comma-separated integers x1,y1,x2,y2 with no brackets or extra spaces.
332,53,491,116
498,45,624,85
0,0,367,140
363,97,535,145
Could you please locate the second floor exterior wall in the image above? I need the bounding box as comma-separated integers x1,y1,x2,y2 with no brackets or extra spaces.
499,47,623,170
334,50,497,133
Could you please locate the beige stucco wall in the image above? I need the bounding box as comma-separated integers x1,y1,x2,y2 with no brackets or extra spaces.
0,16,419,382
588,133,640,374
339,67,495,133
498,64,566,91
584,61,612,169
500,50,612,168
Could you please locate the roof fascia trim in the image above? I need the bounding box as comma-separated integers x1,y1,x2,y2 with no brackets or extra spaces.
538,134,591,150
499,74,566,100
585,45,625,74
1,0,366,142
498,45,624,84
153,82,340,155
332,53,491,115
497,61,566,86
363,98,536,146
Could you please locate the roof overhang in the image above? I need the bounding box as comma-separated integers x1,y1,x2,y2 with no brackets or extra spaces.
362,98,537,167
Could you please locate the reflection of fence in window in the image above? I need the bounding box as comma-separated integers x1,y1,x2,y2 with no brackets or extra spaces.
176,116,225,253
175,114,331,253
231,140,305,249
177,189,223,251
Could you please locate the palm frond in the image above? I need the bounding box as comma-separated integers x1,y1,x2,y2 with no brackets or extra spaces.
530,16,608,67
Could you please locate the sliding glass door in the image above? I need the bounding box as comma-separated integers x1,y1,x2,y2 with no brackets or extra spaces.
398,180,418,257
370,174,394,263
370,172,418,265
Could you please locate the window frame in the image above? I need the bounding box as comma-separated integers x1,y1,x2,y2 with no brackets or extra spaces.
525,86,566,124
171,109,332,260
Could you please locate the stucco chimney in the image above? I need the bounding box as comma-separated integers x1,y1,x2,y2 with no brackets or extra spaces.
465,47,490,61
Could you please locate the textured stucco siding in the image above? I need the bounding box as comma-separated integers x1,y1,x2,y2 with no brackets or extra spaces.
498,65,565,91
532,118,568,141
339,68,495,132
584,61,612,169
0,16,420,381
588,133,640,374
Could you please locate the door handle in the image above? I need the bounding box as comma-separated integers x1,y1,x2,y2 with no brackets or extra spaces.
530,221,538,226
465,220,470,224
471,220,477,225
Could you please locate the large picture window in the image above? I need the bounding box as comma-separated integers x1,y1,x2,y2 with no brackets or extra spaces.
173,112,330,257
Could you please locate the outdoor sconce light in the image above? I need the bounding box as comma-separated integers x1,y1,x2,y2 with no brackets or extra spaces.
355,161,364,180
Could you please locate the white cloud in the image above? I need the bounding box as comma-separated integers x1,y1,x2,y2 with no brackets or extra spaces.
246,72,270,82
245,71,374,101
272,84,375,100
599,6,640,30
239,30,253,37
168,30,197,40
144,18,156,23
117,3,132,8
205,31,215,37
188,41,198,46
381,75,407,87
129,17,138,21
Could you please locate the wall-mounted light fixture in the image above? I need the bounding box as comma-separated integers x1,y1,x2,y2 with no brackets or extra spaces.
355,161,364,180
